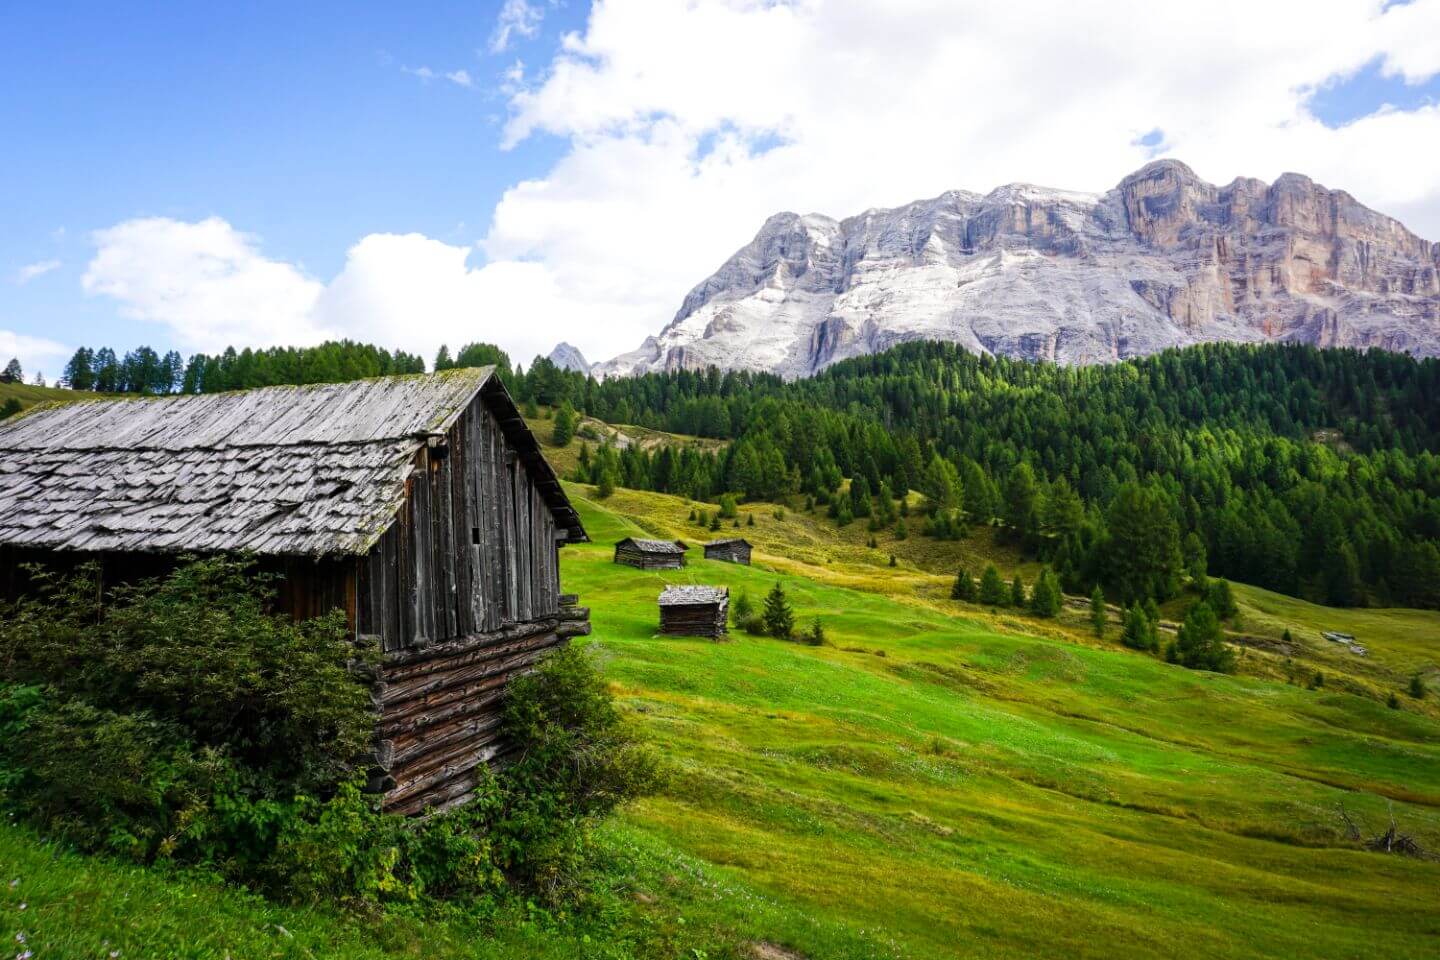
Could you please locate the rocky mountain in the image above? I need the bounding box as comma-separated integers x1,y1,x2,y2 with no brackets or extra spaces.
546,342,591,373
597,160,1440,379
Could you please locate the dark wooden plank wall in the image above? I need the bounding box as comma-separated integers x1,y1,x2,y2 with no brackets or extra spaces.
357,394,563,653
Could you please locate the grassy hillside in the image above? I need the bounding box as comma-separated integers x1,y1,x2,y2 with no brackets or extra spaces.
0,380,99,413
576,483,1440,958
6,481,1437,958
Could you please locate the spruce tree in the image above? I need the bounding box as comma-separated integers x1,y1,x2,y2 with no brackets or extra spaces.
1010,575,1027,608
1090,585,1107,637
805,618,826,646
1121,603,1152,650
1029,568,1062,618
1173,602,1234,673
952,568,976,602
764,582,794,640
979,564,1007,606
551,402,576,446
1410,674,1427,699
1206,578,1238,619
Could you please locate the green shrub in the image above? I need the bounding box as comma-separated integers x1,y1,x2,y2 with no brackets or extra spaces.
0,559,659,910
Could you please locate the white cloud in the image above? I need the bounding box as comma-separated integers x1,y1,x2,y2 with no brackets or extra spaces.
403,65,437,82
82,218,611,366
72,1,1440,372
475,0,1440,364
14,259,61,285
445,69,474,88
83,217,328,352
490,0,544,54
0,329,68,380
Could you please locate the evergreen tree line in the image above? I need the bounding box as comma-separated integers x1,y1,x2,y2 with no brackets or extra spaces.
504,343,1440,611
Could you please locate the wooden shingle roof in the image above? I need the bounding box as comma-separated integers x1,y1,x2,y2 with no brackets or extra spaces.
618,537,687,554
0,367,585,557
658,585,728,606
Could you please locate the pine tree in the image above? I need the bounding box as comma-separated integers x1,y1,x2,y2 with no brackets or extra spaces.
1090,585,1107,637
709,513,722,531
1010,575,1027,608
895,519,908,540
1121,603,1153,651
1410,674,1427,699
551,402,576,446
979,564,1007,606
805,618,826,646
1173,602,1234,673
433,344,454,371
951,567,976,602
1029,568,1062,618
596,468,617,499
748,513,756,526
888,554,897,567
764,582,794,640
1,358,22,383
1206,578,1238,619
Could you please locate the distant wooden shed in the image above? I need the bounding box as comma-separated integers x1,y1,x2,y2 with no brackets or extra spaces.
658,585,729,638
0,368,588,817
703,538,752,565
614,537,687,570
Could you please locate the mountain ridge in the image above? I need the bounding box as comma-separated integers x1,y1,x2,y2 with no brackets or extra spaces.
597,159,1440,379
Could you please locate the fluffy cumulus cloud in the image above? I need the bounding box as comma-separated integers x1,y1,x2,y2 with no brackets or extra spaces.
81,218,621,366
77,1,1440,369
482,0,1440,363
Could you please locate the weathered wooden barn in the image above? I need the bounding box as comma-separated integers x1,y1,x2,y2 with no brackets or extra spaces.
658,585,729,638
614,537,687,570
0,367,589,816
703,538,752,565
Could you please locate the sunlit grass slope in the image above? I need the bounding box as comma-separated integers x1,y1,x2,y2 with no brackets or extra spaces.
565,482,1440,959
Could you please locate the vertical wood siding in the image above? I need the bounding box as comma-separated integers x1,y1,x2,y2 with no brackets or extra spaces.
357,393,563,652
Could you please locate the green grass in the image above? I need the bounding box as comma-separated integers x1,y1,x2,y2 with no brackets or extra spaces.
0,380,100,414
6,480,1438,958
563,483,1440,959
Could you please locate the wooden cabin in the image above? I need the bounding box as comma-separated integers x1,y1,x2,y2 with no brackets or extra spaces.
658,585,729,638
703,538,752,565
614,537,687,570
0,367,588,817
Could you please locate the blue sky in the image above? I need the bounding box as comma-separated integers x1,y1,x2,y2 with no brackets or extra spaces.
3,1,1438,379
2,1,581,365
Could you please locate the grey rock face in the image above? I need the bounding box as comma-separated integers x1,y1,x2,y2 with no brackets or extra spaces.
546,342,591,374
598,160,1440,379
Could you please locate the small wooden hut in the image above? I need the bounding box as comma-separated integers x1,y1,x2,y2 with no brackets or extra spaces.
614,537,687,570
703,538,752,565
0,367,588,816
658,585,729,638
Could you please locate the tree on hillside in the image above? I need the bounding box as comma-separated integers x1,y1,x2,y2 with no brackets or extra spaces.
1003,462,1039,542
951,567,977,602
1104,482,1183,604
1,358,21,383
1183,532,1208,590
62,347,95,390
1121,603,1157,652
1169,602,1234,673
764,582,795,640
978,564,1007,606
1090,586,1107,637
433,344,454,371
1029,568,1062,618
1207,578,1238,619
921,454,961,515
1010,575,1027,608
552,402,576,446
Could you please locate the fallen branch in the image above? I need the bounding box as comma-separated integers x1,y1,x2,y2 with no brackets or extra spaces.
1337,802,1432,859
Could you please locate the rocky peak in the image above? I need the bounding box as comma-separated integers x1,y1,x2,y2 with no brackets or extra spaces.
546,342,591,374
596,160,1440,380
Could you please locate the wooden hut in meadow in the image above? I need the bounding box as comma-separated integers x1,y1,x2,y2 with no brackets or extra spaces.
0,367,589,816
702,538,752,565
658,585,729,638
613,537,687,570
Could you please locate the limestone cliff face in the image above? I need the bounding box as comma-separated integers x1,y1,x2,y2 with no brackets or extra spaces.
598,160,1440,379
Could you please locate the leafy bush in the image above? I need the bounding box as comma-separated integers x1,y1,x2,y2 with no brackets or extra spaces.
0,559,658,910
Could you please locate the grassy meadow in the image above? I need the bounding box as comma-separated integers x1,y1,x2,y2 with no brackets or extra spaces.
4,446,1438,958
